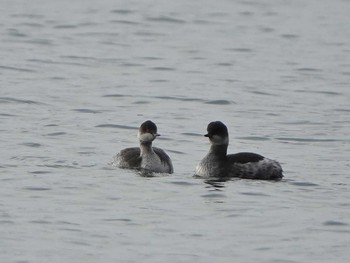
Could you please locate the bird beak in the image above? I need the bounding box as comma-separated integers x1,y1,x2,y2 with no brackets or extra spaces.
154,133,160,137
204,133,210,137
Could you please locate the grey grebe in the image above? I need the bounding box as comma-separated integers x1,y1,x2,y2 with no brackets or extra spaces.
195,121,283,180
114,120,173,174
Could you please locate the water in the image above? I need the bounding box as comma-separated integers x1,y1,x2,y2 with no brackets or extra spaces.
1,0,350,262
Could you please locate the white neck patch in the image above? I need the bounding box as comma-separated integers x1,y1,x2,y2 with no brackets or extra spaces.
138,132,155,143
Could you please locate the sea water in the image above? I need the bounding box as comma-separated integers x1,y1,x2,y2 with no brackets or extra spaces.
1,0,350,262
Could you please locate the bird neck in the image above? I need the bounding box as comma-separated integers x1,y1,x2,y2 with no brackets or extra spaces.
139,141,154,155
209,144,228,157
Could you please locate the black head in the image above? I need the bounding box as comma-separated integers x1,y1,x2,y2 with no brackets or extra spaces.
138,120,160,143
205,121,229,145
139,120,158,134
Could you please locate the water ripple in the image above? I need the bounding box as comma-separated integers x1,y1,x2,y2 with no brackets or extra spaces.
110,20,139,25
0,97,43,104
45,132,66,136
21,142,42,148
289,182,319,187
95,124,137,130
111,9,134,15
0,66,36,73
240,191,270,197
154,96,204,102
29,171,52,174
205,100,233,105
169,181,197,186
237,136,270,141
23,187,51,191
102,94,127,98
30,220,52,224
151,67,176,71
227,48,253,53
72,109,102,114
201,193,226,198
181,132,203,137
323,220,348,226
146,16,186,24
103,93,207,103
297,67,322,72
276,137,346,143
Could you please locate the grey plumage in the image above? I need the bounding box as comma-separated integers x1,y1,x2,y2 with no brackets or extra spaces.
113,120,173,174
196,121,283,180
114,146,173,173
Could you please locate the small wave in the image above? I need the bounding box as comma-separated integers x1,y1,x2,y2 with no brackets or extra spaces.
110,20,139,25
237,136,270,141
0,66,36,73
240,191,270,197
103,218,132,222
201,193,226,198
103,94,127,98
227,48,253,53
277,120,322,125
276,137,344,143
41,164,79,169
169,181,197,186
30,220,52,224
95,124,137,130
296,89,343,96
25,39,53,46
11,13,44,19
296,67,322,72
216,62,233,66
151,67,176,71
19,22,44,28
7,29,27,37
0,97,43,104
138,56,163,61
133,100,150,105
334,108,350,112
323,220,348,226
149,79,169,83
56,221,80,226
250,90,274,96
281,34,299,39
166,149,186,155
181,132,203,137
54,24,77,29
21,142,42,147
289,181,319,187
29,171,52,174
193,19,214,25
111,9,134,15
205,100,233,105
45,132,66,136
0,220,15,224
0,113,17,117
23,187,51,191
72,109,102,114
121,62,145,67
146,16,186,24
154,96,204,102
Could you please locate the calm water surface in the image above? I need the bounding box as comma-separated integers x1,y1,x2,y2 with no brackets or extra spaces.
1,0,350,262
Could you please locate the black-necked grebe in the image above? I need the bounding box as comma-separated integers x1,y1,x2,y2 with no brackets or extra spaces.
195,121,283,180
114,120,173,174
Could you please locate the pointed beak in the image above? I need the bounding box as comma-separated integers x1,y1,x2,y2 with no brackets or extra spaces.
154,133,160,137
204,133,210,137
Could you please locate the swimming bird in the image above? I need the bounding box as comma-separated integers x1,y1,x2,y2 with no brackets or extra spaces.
114,120,173,174
195,121,283,180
